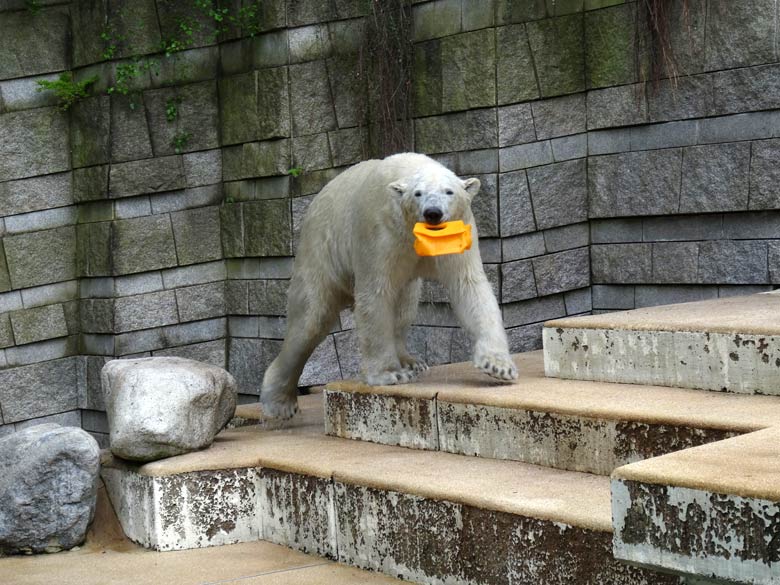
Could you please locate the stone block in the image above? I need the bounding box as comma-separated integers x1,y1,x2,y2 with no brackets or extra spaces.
10,304,68,346
634,285,718,308
161,261,226,289
4,226,76,289
76,222,112,278
73,166,109,203
749,138,780,210
326,51,365,129
463,0,495,29
114,197,151,220
722,211,780,239
248,280,289,315
591,284,634,309
0,9,68,80
564,287,592,314
440,29,496,112
705,0,778,71
470,174,498,238
0,313,13,348
496,24,539,104
243,200,293,257
252,30,289,69
533,247,590,296
698,111,779,144
585,3,636,88
171,206,223,266
223,140,290,181
587,84,646,130
153,46,219,88
498,170,536,236
413,39,443,117
183,150,222,188
4,207,76,235
299,336,341,386
527,158,587,230
113,273,162,299
642,214,723,242
551,133,587,161
497,103,535,147
220,203,245,257
156,0,217,51
587,127,631,155
501,260,537,303
506,323,543,353
502,232,546,261
770,242,780,283
153,340,227,370
175,282,226,323
225,257,293,280
328,127,365,168
0,74,60,112
290,61,336,136
228,337,281,395
680,143,750,213
292,133,332,172
415,109,497,154
499,141,553,172
145,81,220,156
532,94,586,139
80,299,114,334
226,281,249,315
527,15,585,97
0,172,73,215
150,185,222,214
652,242,699,284
543,222,589,252
495,0,546,24
0,241,10,293
286,0,335,26
4,335,78,368
0,358,79,423
109,156,185,199
111,215,178,275
647,74,713,123
412,0,461,41
588,150,681,217
457,150,499,174
219,69,289,146
697,241,768,285
114,291,179,333
628,120,698,151
109,95,153,163
502,294,567,327
591,243,652,284
712,63,780,116
0,107,69,182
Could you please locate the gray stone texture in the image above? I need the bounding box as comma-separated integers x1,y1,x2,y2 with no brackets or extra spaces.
0,9,69,80
440,29,496,112
500,141,553,172
501,260,536,303
102,357,236,462
533,248,590,296
0,108,69,182
114,291,179,333
0,358,79,423
543,222,589,253
0,172,73,215
749,139,780,210
587,84,646,130
705,0,779,71
498,103,535,147
112,215,178,275
642,214,723,242
10,304,69,346
171,206,223,266
589,150,682,217
591,243,653,284
289,61,337,136
496,25,539,104
175,282,227,323
220,70,289,146
526,14,585,97
680,143,750,213
585,3,636,88
527,159,587,230
416,110,497,154
243,200,293,257
109,95,153,163
0,424,100,555
109,156,186,199
652,242,699,284
4,226,77,290
499,170,536,237
531,94,586,140
697,241,768,284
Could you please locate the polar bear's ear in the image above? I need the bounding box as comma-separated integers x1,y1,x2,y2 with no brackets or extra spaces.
462,178,481,200
388,181,407,195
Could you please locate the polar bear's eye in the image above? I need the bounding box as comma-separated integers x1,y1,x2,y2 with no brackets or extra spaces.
414,191,422,197
445,189,454,195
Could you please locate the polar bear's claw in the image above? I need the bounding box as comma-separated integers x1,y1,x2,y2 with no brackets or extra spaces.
400,355,428,374
260,398,299,421
475,352,518,382
365,368,417,386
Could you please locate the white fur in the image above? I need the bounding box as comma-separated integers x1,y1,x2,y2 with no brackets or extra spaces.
260,153,518,419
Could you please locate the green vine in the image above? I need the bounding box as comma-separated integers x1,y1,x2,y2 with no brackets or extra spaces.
171,131,191,154
36,73,98,111
287,167,304,178
165,96,182,122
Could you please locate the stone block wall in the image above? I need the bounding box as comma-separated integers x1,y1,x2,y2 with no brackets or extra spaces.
1,0,779,442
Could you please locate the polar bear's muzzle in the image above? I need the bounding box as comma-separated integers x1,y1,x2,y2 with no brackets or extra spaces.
423,207,444,225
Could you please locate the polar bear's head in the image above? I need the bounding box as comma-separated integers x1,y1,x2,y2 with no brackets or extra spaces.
389,165,481,226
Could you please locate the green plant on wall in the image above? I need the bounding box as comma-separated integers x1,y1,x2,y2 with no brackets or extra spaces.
36,73,99,111
165,96,182,122
24,0,41,14
171,131,191,154
287,167,304,178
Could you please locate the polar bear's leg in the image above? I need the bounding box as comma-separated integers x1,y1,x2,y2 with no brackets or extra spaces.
394,278,428,374
355,286,416,386
438,257,518,381
260,278,341,419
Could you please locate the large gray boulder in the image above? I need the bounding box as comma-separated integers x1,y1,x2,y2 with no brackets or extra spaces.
0,424,100,555
102,357,237,462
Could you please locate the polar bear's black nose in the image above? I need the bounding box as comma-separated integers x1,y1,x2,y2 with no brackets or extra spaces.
424,207,443,225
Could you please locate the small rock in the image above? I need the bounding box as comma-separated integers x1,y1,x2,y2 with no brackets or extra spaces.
102,357,237,462
0,424,100,555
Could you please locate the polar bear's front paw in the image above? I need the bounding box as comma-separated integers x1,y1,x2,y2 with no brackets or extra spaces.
399,354,428,374
474,351,518,382
365,368,416,386
260,396,299,420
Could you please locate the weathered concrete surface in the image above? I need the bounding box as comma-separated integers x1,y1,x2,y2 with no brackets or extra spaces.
544,294,780,395
324,351,780,474
612,426,780,584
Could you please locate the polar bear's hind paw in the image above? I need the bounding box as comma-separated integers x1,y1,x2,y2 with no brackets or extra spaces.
260,397,299,420
365,369,417,386
400,355,428,374
475,352,518,382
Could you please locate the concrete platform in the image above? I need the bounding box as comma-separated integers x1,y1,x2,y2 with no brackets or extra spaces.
543,293,780,395
612,426,780,585
99,394,675,585
325,351,780,474
0,481,406,585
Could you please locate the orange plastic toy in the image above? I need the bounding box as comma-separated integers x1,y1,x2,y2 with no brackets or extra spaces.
413,221,473,256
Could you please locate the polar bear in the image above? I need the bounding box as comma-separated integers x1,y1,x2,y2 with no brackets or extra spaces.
260,153,518,419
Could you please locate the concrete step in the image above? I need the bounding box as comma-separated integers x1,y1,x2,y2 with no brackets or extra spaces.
1,480,407,585
543,292,780,395
324,351,780,475
100,394,677,585
612,425,780,585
